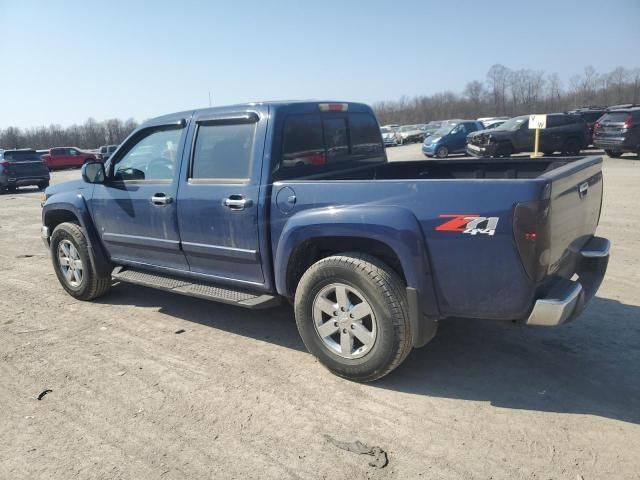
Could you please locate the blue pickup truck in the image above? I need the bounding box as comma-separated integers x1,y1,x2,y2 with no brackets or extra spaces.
41,101,610,381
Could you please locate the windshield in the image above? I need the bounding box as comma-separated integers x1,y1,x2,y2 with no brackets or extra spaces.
380,127,392,134
399,125,416,132
496,116,527,131
432,125,455,136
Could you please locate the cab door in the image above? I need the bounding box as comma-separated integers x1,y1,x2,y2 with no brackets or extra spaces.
176,110,266,286
90,119,190,270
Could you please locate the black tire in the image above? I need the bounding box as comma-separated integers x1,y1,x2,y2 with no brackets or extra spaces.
494,143,512,158
38,181,50,191
0,186,6,195
7,185,17,193
50,222,112,301
435,146,449,158
562,138,581,156
605,150,622,158
294,253,413,382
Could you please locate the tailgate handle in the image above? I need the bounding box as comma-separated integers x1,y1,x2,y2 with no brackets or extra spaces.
579,182,589,197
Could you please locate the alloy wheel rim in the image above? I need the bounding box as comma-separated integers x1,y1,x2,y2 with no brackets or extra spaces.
58,239,83,287
312,283,377,359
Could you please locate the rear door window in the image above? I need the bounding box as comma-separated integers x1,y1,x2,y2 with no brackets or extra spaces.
190,122,256,181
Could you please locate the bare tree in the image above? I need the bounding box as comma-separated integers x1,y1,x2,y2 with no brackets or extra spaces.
486,64,510,115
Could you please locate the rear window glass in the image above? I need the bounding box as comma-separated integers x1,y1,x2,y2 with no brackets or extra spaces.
191,122,256,180
601,112,630,123
580,112,604,123
546,115,567,128
3,151,41,161
277,113,384,180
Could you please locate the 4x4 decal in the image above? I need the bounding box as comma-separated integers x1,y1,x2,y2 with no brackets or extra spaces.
436,214,499,236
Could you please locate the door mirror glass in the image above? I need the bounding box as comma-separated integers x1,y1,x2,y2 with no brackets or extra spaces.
82,161,106,184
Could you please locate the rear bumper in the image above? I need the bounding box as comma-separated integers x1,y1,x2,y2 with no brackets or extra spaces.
594,137,636,152
526,236,610,326
0,174,49,187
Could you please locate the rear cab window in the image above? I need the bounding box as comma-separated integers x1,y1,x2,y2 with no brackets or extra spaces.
276,111,384,180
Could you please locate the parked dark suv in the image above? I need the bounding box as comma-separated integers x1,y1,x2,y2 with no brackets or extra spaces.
593,107,640,158
466,113,590,158
0,149,50,193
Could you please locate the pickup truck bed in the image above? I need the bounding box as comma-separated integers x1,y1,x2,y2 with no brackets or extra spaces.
41,101,610,382
271,155,604,323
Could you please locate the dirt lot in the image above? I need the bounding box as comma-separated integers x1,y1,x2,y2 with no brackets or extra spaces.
1,147,639,480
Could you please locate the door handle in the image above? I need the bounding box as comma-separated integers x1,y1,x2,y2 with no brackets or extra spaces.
151,193,173,206
224,195,252,210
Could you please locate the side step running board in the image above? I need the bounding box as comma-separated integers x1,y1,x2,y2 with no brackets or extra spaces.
112,267,281,309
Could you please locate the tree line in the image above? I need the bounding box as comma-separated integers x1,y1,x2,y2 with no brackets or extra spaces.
2,64,639,149
0,117,139,151
373,65,640,125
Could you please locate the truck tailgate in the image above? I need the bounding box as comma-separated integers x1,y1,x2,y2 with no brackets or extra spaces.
543,156,603,278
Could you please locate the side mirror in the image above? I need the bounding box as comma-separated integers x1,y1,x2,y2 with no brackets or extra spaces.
82,161,106,184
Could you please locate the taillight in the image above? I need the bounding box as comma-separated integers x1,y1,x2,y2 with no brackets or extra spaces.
624,114,633,129
593,121,600,132
0,160,12,167
513,186,551,282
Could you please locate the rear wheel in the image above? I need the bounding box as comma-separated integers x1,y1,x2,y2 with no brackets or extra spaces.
562,138,581,156
50,222,112,301
7,185,17,193
38,181,49,191
294,253,413,382
605,150,622,158
435,146,449,158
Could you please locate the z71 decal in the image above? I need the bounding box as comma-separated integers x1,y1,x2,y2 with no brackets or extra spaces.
436,214,499,236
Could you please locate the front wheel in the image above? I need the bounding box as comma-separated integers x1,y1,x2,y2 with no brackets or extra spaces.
435,146,449,158
494,143,513,158
294,253,413,382
50,222,112,301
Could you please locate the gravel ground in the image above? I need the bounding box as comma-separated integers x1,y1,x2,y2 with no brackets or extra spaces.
0,148,639,480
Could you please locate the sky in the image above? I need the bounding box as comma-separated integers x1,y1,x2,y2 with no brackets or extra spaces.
0,0,638,129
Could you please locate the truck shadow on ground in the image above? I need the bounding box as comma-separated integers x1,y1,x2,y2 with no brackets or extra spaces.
377,296,640,425
99,287,639,424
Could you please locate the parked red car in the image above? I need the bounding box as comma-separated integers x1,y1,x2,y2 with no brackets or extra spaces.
42,147,99,170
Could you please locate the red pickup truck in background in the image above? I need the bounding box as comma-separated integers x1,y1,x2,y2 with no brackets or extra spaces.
42,147,99,170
